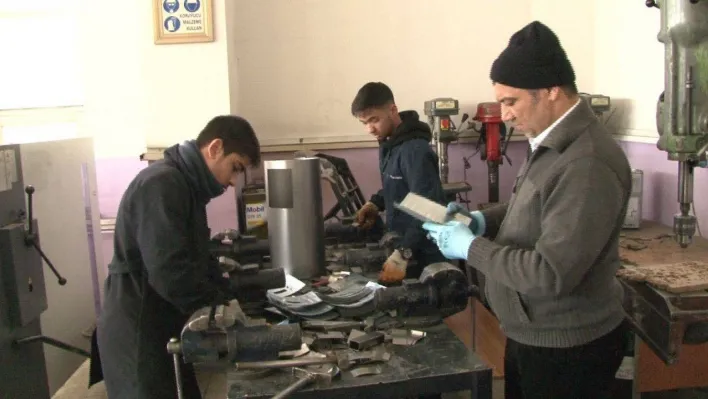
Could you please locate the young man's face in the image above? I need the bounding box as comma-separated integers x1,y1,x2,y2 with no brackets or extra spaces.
202,139,251,187
356,103,399,140
494,83,558,138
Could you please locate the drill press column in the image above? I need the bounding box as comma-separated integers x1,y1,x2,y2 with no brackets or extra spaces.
424,98,472,201
424,98,460,184
650,0,708,248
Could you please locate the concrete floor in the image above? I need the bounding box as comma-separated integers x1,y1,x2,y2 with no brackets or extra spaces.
52,359,506,399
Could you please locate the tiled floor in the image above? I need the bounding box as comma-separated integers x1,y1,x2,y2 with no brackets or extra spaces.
52,359,506,399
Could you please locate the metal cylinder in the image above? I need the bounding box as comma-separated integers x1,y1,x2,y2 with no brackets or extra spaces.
264,157,325,279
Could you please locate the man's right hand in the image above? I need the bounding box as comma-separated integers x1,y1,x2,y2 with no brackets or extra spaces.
446,202,485,236
355,201,379,230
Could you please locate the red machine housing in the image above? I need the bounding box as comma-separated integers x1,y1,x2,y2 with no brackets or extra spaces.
473,102,503,164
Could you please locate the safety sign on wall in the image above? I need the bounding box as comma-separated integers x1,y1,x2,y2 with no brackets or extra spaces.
153,0,214,44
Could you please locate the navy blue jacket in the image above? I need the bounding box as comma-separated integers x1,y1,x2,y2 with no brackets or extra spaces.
370,111,447,265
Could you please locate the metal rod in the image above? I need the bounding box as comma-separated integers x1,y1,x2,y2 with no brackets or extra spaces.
488,162,499,203
235,355,335,370
271,374,316,399
25,185,34,238
31,241,67,285
678,161,694,212
170,338,184,399
14,335,90,357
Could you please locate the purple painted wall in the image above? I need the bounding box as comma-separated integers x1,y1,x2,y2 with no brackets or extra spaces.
95,140,708,267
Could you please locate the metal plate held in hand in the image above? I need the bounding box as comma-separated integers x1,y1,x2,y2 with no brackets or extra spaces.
394,193,472,225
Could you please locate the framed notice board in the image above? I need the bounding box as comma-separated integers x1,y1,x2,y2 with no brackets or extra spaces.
153,0,214,44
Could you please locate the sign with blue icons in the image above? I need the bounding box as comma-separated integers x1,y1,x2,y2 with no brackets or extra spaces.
163,0,179,13
164,16,181,33
153,0,214,44
184,0,200,13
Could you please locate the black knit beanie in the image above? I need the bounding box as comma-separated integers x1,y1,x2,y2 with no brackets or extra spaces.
490,21,575,89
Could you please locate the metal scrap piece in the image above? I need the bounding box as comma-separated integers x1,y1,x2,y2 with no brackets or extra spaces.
268,291,324,311
351,365,383,377
301,310,340,321
302,334,316,346
290,302,335,317
347,347,391,363
391,329,427,346
317,284,373,305
348,331,385,351
312,331,347,351
347,329,367,344
334,292,375,308
316,331,347,341
302,320,365,333
279,343,310,359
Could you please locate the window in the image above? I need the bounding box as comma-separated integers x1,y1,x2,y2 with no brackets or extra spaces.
0,0,83,145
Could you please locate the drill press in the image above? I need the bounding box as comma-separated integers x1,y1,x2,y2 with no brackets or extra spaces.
648,0,708,248
472,102,513,205
424,98,472,200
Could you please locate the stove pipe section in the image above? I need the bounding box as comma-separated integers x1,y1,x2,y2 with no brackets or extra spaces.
264,157,325,279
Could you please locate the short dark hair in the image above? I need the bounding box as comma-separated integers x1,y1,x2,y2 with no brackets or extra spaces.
196,115,261,166
351,82,395,116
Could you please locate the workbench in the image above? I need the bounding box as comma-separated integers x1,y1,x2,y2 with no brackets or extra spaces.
619,222,708,397
467,221,708,396
226,324,493,398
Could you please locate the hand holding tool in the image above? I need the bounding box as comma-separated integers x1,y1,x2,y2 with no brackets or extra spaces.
355,202,379,230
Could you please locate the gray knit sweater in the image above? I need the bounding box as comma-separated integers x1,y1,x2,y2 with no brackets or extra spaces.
468,101,631,348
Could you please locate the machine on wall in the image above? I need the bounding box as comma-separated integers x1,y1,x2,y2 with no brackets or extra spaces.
647,0,708,249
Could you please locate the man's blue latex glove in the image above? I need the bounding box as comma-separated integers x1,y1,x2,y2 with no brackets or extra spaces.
422,221,476,260
446,202,486,236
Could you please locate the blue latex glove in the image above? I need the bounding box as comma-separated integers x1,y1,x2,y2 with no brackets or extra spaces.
446,202,486,236
422,221,476,260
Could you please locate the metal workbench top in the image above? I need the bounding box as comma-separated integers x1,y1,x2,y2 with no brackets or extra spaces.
226,324,493,399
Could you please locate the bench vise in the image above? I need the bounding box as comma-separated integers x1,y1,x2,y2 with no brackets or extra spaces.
167,299,303,399
373,262,476,318
168,301,302,364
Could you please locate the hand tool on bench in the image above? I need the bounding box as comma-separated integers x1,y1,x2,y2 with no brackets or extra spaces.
270,365,340,399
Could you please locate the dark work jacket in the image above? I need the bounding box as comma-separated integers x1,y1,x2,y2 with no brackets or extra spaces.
91,143,231,399
370,111,447,267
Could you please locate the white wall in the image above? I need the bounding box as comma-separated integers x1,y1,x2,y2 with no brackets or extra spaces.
593,0,663,142
226,0,532,147
531,0,596,92
80,0,232,158
79,0,666,158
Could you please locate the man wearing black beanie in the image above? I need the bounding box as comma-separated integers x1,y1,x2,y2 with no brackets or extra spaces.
422,21,633,398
